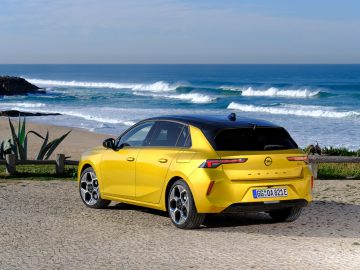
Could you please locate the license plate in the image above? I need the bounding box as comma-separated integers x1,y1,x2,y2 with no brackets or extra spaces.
252,188,288,199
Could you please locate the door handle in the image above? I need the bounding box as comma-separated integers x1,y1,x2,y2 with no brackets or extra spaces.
158,158,168,163
127,157,135,162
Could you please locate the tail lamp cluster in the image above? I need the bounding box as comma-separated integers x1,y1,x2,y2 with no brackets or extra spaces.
199,158,248,168
287,156,309,164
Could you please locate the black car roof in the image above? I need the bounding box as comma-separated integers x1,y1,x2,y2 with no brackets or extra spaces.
145,114,280,130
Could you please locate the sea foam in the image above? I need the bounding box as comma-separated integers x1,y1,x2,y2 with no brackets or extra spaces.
221,86,320,98
1,102,46,108
26,78,178,92
134,92,216,104
227,102,359,118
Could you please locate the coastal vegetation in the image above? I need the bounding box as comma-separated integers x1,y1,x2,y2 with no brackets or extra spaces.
318,163,360,180
0,117,71,161
0,164,77,180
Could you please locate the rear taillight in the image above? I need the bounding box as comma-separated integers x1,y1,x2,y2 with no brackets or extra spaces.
311,176,314,189
200,158,248,168
287,156,309,164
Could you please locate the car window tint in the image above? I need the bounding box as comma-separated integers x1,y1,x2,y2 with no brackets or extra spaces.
117,122,155,147
176,126,191,147
214,128,298,151
149,121,184,147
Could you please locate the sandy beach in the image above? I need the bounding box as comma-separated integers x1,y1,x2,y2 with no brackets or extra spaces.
0,117,111,160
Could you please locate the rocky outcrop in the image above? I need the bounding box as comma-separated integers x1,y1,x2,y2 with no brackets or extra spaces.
0,76,44,96
0,110,61,117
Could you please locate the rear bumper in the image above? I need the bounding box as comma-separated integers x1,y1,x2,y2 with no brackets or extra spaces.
222,199,309,213
187,166,313,214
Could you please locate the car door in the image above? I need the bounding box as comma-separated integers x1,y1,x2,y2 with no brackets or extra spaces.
135,121,190,204
101,121,156,199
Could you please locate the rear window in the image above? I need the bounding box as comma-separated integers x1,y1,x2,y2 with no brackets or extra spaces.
214,128,298,151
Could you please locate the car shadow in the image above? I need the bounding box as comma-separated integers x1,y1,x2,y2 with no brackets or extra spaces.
107,200,360,238
107,203,169,217
202,200,360,238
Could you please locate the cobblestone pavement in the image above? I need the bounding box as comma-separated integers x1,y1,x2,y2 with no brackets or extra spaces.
0,180,359,270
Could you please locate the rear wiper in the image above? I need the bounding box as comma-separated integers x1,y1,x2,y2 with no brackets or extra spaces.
264,144,284,150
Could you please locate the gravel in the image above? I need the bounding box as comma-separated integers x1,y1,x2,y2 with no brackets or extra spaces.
0,179,359,269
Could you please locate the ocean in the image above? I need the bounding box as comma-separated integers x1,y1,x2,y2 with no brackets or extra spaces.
0,64,359,149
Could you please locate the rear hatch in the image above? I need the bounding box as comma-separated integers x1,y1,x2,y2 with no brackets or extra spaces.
213,127,306,181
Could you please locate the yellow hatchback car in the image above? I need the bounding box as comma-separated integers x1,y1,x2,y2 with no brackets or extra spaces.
78,114,313,229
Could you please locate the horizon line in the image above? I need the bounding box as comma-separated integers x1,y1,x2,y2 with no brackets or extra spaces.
1,63,360,65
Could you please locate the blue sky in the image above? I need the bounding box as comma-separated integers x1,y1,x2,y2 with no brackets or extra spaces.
0,0,359,63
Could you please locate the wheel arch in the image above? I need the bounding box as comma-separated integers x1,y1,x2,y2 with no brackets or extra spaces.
165,176,183,212
164,175,200,213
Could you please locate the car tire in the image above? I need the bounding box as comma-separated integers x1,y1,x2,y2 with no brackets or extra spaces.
167,179,205,229
79,167,111,209
268,207,302,222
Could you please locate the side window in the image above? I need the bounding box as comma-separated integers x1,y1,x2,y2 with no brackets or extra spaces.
176,126,191,147
149,121,184,147
117,122,155,148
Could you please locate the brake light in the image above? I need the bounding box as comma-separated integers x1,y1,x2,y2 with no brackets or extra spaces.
287,156,309,164
311,176,314,189
200,158,248,168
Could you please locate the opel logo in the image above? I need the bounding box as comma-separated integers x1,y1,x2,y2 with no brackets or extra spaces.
264,157,272,166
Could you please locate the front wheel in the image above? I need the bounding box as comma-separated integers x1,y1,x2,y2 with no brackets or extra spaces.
268,207,302,222
167,180,205,229
79,167,111,209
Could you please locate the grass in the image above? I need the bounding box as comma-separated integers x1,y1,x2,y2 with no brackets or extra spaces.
317,163,360,180
0,160,359,181
0,164,77,181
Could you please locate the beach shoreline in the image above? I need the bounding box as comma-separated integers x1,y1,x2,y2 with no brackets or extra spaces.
0,117,112,160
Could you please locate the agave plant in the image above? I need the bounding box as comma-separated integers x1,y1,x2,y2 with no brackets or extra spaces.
8,117,71,160
0,140,4,160
35,130,72,160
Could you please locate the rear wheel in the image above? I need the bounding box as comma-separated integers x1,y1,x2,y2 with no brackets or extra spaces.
79,167,111,209
269,207,302,222
167,180,205,229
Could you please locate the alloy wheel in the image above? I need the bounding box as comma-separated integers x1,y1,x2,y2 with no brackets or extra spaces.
80,170,100,206
169,184,190,225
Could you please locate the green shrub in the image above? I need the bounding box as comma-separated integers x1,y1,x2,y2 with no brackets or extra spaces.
318,163,360,179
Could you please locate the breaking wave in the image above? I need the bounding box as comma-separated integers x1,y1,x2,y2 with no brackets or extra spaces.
0,102,46,108
227,102,360,118
26,78,179,92
133,92,216,104
221,86,320,98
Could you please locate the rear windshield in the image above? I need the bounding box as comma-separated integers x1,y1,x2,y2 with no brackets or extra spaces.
214,127,298,151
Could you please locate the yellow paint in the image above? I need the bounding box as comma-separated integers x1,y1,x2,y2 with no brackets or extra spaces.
78,125,312,213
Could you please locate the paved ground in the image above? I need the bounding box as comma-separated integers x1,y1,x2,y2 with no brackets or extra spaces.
0,180,359,270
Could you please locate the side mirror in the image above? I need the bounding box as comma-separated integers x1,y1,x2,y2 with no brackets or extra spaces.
103,138,115,149
118,142,130,149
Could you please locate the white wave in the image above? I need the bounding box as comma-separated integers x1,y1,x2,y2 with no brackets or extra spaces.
242,87,319,98
169,93,216,103
220,86,320,98
0,104,136,126
0,102,46,108
133,92,216,104
227,102,360,118
26,78,178,92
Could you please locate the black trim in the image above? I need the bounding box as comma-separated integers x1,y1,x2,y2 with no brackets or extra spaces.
222,199,308,213
145,115,279,130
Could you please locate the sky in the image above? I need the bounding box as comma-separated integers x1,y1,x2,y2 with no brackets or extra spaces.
0,0,359,64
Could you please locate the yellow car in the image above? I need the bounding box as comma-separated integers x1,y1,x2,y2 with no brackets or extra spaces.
78,114,313,229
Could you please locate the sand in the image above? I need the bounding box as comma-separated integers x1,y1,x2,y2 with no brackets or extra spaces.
0,117,112,160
